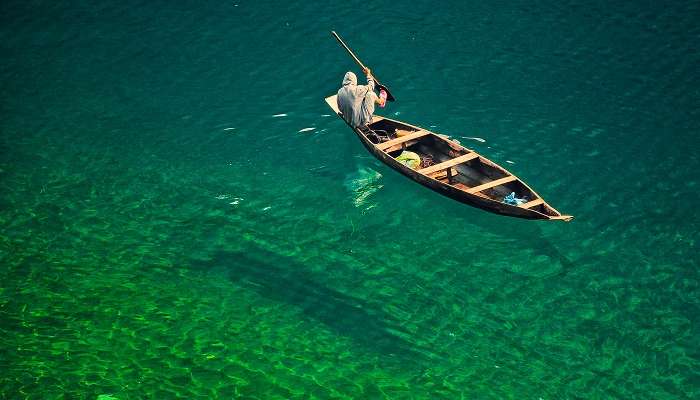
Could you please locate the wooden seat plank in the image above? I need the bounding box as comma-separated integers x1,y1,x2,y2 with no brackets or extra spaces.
466,175,517,194
376,130,430,151
419,153,479,175
325,95,340,114
453,183,490,199
518,198,544,209
427,167,458,180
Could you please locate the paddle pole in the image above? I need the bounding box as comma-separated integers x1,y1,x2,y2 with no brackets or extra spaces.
331,31,395,102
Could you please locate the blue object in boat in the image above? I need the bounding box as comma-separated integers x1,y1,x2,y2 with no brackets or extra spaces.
504,192,527,205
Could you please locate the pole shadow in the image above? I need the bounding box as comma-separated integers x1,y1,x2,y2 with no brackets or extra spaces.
192,248,438,364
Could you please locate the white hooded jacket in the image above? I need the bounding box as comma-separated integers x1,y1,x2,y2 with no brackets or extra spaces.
336,71,378,128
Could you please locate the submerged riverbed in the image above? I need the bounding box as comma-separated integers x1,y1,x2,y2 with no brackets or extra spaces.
1,1,698,398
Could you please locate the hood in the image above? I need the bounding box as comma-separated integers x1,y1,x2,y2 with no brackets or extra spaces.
342,71,357,86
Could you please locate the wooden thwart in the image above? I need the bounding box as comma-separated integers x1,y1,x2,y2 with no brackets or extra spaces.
427,167,458,180
376,130,429,151
518,198,544,209
419,153,479,175
467,175,517,194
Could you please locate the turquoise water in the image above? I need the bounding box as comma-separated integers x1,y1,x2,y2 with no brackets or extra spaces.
1,1,698,398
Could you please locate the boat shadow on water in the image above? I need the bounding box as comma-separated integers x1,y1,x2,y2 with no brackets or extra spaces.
191,249,439,365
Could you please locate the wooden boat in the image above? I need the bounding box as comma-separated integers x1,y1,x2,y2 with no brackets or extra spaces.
325,95,573,221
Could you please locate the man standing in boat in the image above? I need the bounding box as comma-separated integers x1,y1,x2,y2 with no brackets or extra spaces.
337,67,386,128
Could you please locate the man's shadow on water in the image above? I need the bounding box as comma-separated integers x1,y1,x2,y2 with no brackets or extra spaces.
192,249,437,363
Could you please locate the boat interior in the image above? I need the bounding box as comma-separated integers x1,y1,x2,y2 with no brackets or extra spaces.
366,118,559,216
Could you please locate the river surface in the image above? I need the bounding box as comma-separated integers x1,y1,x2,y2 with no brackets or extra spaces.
1,1,698,398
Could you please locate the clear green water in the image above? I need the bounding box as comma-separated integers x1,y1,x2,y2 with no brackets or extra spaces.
1,1,698,399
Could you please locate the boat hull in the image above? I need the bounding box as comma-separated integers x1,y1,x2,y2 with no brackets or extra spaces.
325,95,572,221
353,126,552,220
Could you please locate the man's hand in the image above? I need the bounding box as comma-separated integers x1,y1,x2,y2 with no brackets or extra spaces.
363,67,371,76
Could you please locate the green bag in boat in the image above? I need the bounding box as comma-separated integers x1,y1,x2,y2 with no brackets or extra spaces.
396,151,421,170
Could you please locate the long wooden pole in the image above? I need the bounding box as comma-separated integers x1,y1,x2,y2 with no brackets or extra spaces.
331,31,368,70
331,31,395,102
